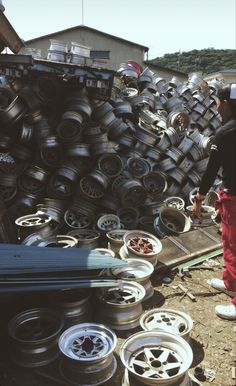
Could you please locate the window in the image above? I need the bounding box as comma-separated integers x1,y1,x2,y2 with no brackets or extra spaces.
90,51,110,59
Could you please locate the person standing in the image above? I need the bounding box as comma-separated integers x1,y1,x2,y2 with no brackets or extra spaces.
193,83,236,320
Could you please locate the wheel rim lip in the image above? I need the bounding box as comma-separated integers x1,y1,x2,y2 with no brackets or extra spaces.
8,308,64,343
97,281,146,306
139,308,193,339
110,258,154,281
159,208,191,234
123,230,162,257
119,245,158,267
67,229,100,242
106,229,128,243
95,248,115,258
60,356,117,386
58,323,117,361
15,213,51,228
33,235,78,247
120,331,193,383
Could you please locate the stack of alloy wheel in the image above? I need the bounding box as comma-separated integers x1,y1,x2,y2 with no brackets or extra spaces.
0,60,223,245
95,281,146,331
109,257,154,300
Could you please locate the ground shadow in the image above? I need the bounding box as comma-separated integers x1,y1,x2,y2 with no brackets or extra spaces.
189,337,205,368
143,289,166,310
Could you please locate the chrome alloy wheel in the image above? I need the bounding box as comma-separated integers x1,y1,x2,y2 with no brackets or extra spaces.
120,331,193,385
59,323,117,386
140,309,193,341
96,282,145,330
110,258,154,301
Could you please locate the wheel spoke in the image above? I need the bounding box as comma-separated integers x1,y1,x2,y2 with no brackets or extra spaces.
131,358,149,369
156,349,170,363
142,369,159,378
144,348,155,362
164,362,181,371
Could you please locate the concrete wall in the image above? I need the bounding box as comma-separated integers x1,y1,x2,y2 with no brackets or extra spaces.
25,28,146,71
25,28,189,82
204,71,236,84
144,62,188,82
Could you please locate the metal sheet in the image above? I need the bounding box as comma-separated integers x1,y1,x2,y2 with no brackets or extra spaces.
156,225,222,267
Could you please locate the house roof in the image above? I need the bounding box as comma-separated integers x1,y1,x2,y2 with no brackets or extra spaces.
144,61,187,76
25,25,149,52
0,9,24,53
220,68,236,73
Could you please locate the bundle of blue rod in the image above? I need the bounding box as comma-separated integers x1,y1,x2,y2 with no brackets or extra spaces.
0,244,127,293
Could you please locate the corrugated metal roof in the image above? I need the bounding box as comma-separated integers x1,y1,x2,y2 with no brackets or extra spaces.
25,24,149,51
220,68,236,73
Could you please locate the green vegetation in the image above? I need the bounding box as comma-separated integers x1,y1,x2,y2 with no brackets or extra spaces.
150,48,236,75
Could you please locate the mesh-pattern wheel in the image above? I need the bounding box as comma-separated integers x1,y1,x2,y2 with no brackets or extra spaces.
80,176,105,199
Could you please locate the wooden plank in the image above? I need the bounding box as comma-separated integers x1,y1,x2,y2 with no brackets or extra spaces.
0,11,24,53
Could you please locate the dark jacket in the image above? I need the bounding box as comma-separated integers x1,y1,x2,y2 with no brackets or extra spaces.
199,119,236,195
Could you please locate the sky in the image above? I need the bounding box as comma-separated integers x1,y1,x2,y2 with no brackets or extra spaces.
3,0,236,59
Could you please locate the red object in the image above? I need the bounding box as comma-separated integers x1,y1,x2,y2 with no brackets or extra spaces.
215,190,236,305
129,237,154,254
127,61,143,75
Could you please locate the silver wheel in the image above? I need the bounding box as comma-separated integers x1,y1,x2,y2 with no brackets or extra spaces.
140,309,193,341
164,197,185,211
96,282,145,330
59,323,117,386
110,258,154,300
120,331,193,385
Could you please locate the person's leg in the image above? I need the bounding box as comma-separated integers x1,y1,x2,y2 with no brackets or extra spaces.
221,195,236,295
213,193,236,319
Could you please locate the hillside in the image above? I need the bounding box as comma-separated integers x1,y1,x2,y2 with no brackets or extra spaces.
150,48,236,75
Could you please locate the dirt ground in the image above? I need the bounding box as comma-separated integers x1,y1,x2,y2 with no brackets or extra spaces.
0,255,235,386
99,252,236,386
148,256,236,386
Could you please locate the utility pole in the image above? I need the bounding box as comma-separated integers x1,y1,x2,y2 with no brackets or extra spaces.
177,48,181,70
82,0,84,25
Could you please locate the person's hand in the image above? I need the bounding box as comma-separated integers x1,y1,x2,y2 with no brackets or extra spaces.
192,192,205,218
